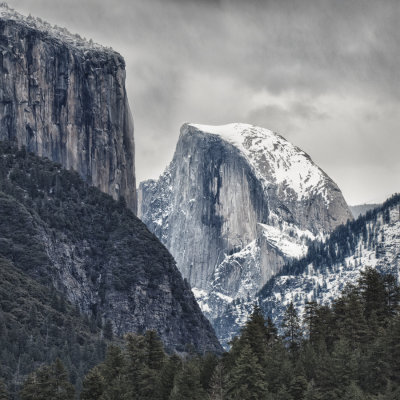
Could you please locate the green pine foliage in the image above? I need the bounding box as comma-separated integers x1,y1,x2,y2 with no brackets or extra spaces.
80,367,105,400
225,343,269,399
0,257,107,398
61,269,400,399
0,380,9,400
282,302,302,352
20,359,75,400
170,359,206,400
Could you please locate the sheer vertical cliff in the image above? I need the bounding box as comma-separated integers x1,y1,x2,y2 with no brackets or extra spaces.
139,123,353,345
0,4,136,212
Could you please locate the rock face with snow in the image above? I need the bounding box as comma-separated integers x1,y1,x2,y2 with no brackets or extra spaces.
138,122,352,345
0,4,136,212
258,195,400,330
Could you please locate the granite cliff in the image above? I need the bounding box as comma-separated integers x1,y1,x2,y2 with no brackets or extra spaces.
0,4,136,212
139,123,352,345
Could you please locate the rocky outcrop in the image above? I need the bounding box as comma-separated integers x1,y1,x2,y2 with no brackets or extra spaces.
139,123,353,345
0,4,136,212
0,141,221,353
258,194,400,330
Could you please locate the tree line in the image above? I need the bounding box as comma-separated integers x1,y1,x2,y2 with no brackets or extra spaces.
5,267,399,400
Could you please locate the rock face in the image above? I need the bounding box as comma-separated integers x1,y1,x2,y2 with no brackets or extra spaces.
139,123,352,345
258,195,400,329
0,4,136,212
0,141,222,353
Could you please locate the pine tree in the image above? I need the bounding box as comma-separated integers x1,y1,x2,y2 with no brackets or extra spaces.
100,345,126,400
301,343,318,383
199,352,219,393
124,332,165,400
236,305,271,367
358,268,387,324
330,339,358,393
225,344,269,400
289,374,308,400
313,343,337,399
304,301,319,343
0,380,9,400
303,381,322,400
333,288,367,349
208,362,226,400
159,354,181,400
264,339,293,393
383,274,400,317
385,315,400,385
145,330,166,371
342,381,365,400
282,302,302,352
124,334,148,398
266,316,278,344
381,381,400,400
275,385,293,400
170,359,206,400
80,366,105,400
137,365,162,400
359,333,390,394
20,359,75,400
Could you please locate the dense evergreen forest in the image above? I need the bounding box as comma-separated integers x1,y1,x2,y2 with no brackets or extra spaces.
6,267,399,399
0,256,110,398
0,141,219,398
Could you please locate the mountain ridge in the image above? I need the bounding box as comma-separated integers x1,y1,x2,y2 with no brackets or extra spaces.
0,140,222,354
258,193,400,327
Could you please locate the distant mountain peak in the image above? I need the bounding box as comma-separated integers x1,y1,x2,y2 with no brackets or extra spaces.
187,123,330,203
139,122,352,346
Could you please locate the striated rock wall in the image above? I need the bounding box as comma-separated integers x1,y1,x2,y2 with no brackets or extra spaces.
139,123,352,292
0,8,136,211
139,123,353,345
140,127,269,289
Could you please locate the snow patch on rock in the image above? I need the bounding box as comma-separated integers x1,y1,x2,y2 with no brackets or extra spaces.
189,123,330,203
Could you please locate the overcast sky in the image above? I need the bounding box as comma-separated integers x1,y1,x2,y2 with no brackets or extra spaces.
9,0,400,205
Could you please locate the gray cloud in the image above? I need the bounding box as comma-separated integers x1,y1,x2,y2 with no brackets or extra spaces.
7,0,400,204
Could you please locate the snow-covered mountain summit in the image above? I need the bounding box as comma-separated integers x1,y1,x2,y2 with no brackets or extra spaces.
138,123,352,346
189,123,330,203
